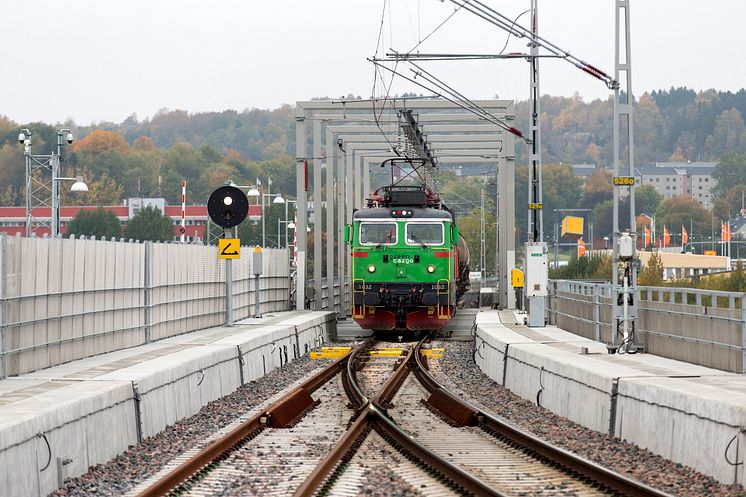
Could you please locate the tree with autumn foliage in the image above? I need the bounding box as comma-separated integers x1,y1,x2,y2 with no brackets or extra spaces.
580,169,613,210
61,168,125,206
655,196,712,235
71,130,130,156
638,251,664,286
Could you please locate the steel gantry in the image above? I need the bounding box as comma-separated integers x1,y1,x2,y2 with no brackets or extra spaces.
294,99,517,314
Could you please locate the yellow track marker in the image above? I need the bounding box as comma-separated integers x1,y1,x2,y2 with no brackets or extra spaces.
310,346,351,359
420,348,444,359
369,349,405,357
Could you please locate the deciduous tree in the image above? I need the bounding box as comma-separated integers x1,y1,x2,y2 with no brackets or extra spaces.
67,207,121,239
655,196,711,235
580,169,613,210
713,153,746,198
124,205,174,242
72,130,129,155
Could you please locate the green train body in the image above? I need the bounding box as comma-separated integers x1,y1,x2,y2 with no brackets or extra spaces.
345,204,469,333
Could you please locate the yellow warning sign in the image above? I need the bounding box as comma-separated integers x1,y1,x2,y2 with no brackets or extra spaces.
218,239,241,259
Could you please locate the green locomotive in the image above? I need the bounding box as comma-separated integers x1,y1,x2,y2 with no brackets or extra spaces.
344,175,470,334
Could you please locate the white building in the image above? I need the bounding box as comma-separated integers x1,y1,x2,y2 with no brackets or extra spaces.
638,162,716,210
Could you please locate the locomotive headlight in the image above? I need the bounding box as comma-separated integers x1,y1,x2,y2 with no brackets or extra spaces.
427,264,436,273
368,264,376,273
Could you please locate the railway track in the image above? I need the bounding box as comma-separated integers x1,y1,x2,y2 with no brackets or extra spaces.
132,339,673,497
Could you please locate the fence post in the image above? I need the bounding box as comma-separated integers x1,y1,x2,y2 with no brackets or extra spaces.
741,294,746,375
593,284,601,342
0,236,7,379
143,241,151,344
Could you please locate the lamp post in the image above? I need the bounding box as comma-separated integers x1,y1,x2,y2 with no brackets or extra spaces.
262,193,285,247
19,128,87,237
246,178,286,248
283,199,298,248
603,236,609,250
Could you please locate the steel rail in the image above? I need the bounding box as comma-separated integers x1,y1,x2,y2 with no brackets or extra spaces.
134,349,354,497
293,339,398,497
412,341,675,497
294,339,506,497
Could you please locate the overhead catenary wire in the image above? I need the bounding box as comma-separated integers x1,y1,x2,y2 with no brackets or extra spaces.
405,0,470,55
369,58,528,143
443,0,618,89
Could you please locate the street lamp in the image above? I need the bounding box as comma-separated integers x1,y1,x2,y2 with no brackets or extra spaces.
260,192,284,247
603,236,609,250
283,199,298,249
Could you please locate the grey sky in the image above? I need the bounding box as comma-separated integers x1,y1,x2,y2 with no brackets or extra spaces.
2,1,743,125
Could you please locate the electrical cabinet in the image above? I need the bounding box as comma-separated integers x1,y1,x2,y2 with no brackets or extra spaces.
525,242,548,297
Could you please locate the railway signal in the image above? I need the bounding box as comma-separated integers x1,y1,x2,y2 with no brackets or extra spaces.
207,185,249,229
208,184,250,327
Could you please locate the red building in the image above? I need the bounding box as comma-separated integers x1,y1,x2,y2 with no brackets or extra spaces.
0,205,199,239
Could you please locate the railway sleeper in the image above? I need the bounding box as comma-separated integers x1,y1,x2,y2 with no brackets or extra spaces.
422,387,479,427
264,388,320,428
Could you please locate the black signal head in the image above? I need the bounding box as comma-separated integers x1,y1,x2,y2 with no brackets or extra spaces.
207,185,249,228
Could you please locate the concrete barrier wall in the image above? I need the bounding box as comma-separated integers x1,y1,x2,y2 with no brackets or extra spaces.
0,235,291,378
0,380,137,497
548,280,746,373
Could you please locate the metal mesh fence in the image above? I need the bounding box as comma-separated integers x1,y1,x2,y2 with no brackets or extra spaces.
547,280,746,373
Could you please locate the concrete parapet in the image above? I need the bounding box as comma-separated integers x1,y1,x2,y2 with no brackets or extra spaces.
0,380,136,497
100,345,241,438
616,376,746,486
474,311,742,486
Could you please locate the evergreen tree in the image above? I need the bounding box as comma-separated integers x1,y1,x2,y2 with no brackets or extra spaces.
67,207,121,239
123,205,174,242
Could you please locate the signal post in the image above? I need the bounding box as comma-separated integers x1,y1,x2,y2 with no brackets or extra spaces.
208,185,249,327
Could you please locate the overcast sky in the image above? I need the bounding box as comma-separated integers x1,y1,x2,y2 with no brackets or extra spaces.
2,1,744,125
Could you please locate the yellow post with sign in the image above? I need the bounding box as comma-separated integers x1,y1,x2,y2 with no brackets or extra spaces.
218,239,241,259
512,268,525,311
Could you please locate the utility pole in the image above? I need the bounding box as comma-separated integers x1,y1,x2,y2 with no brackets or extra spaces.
20,128,85,237
609,0,642,354
525,0,548,327
480,189,486,281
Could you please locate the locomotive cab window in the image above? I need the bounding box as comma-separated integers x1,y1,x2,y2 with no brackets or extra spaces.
359,222,397,245
406,223,444,245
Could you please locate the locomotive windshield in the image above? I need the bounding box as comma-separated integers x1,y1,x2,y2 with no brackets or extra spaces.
406,223,443,245
360,222,397,245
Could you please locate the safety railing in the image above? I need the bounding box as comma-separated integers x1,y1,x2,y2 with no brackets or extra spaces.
547,279,746,373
